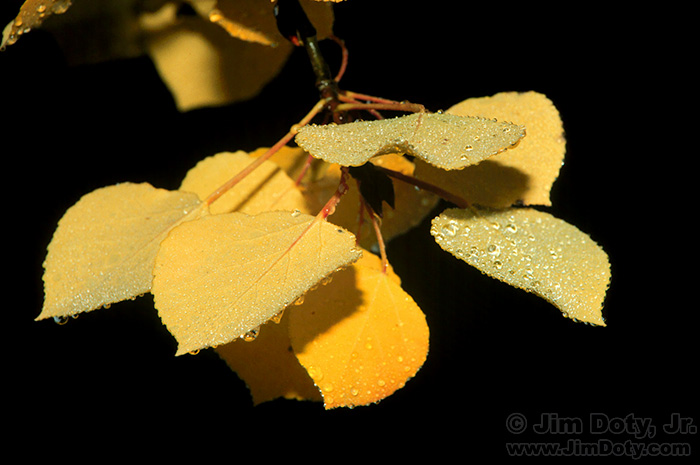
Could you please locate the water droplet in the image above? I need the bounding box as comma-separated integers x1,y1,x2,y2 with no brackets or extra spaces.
290,209,301,217
464,144,474,152
351,388,359,396
505,223,518,233
487,244,501,257
323,384,334,393
493,260,503,270
243,327,260,342
377,379,386,387
307,366,323,381
270,309,285,324
53,316,69,325
293,295,305,305
441,222,458,236
188,349,200,356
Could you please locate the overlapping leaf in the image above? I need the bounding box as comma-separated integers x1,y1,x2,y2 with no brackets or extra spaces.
38,183,205,321
414,91,566,207
289,251,429,409
179,150,312,214
295,112,525,170
152,210,362,355
215,313,322,405
431,207,610,325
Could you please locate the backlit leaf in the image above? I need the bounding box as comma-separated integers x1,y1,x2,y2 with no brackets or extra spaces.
414,92,566,207
139,3,292,111
295,112,525,170
152,211,362,355
289,251,429,409
179,150,312,215
431,207,610,325
215,313,322,405
38,183,204,321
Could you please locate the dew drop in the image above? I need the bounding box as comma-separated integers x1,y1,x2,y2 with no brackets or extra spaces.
464,144,474,152
505,223,518,233
377,379,386,387
293,295,305,305
290,209,301,217
53,316,69,325
188,349,200,356
270,308,285,324
351,388,359,396
441,222,458,236
307,366,323,381
243,327,260,342
493,260,503,270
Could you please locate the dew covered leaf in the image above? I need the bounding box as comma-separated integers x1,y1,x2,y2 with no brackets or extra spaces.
38,183,205,321
179,150,312,215
152,211,362,355
431,207,610,325
215,313,322,405
414,92,566,207
289,251,429,409
295,112,525,170
2,0,73,50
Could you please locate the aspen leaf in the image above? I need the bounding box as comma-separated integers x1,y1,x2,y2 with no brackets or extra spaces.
2,0,73,50
249,146,329,185
38,183,204,321
415,92,566,207
179,150,312,215
152,211,362,355
289,251,429,409
294,112,525,170
215,313,322,405
431,207,610,325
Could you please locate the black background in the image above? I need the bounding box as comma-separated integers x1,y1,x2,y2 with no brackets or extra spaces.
3,0,695,461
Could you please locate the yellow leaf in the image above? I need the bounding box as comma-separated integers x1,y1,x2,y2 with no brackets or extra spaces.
2,0,73,50
431,207,610,325
179,150,312,215
414,92,566,207
139,4,293,111
38,183,204,321
289,251,429,409
295,112,525,170
152,211,362,355
215,313,322,405
249,146,330,185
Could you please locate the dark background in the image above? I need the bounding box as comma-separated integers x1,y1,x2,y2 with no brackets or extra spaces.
3,0,695,460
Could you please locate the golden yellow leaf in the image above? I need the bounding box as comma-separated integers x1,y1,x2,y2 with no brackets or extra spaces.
152,211,363,355
295,112,525,170
414,92,566,207
179,150,312,215
2,0,73,50
139,4,292,111
431,207,610,325
215,313,322,405
249,146,330,185
38,183,204,321
289,251,429,409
